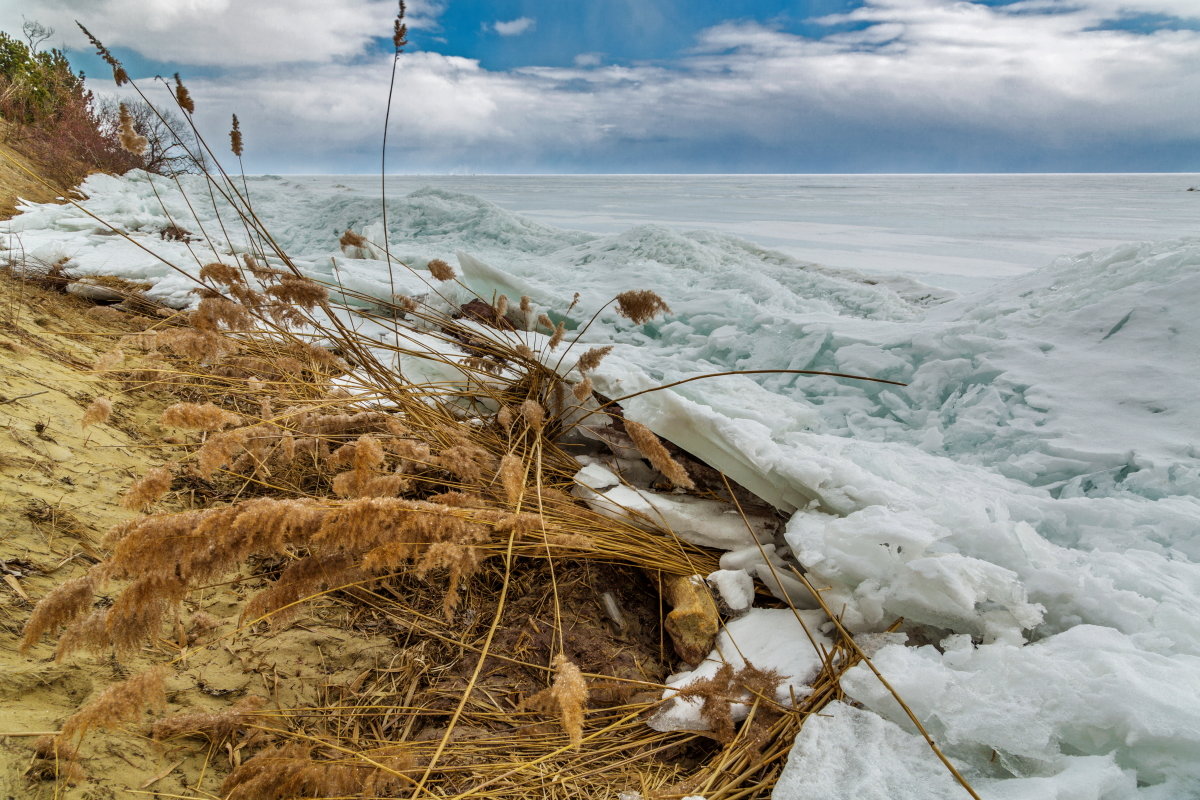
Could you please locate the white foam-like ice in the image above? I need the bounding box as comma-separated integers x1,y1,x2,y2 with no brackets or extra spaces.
5,171,1199,798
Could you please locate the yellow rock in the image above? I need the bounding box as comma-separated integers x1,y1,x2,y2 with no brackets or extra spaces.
664,574,719,665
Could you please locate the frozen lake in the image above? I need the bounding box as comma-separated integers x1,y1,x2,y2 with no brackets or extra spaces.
290,173,1200,293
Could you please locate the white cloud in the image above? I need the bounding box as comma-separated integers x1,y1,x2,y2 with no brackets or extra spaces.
2,0,445,66
573,52,604,68
491,17,536,37
17,0,1200,170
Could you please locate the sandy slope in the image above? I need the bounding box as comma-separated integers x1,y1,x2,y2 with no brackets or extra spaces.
0,275,393,798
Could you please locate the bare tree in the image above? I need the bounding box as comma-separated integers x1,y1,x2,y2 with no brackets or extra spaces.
96,97,202,176
22,19,54,52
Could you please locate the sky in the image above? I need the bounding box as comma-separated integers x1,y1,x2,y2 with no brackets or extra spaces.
1,0,1199,173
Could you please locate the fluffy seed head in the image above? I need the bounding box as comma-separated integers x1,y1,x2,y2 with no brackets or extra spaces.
577,346,612,373
551,655,588,748
230,114,243,157
615,290,671,324
77,24,128,85
82,397,113,429
498,454,523,504
94,348,125,372
520,400,545,432
60,666,168,742
339,229,367,248
428,259,455,281
161,402,242,431
572,376,593,401
624,419,695,490
393,0,409,50
122,467,172,511
173,73,195,114
549,321,566,349
117,103,147,155
263,275,328,309
199,262,244,287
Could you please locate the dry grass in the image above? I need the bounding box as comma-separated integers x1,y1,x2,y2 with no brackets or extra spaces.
9,221,826,795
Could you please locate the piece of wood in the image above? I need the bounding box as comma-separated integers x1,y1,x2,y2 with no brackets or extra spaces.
139,758,185,789
3,574,28,600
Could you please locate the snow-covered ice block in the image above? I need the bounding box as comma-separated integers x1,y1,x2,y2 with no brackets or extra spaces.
841,625,1200,792
706,569,754,615
649,608,831,733
573,463,773,550
775,702,1138,800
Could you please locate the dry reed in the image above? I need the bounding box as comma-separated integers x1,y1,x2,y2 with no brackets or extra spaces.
80,396,112,429
625,419,695,490
121,465,172,510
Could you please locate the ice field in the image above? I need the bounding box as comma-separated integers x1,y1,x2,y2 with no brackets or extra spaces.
5,172,1200,798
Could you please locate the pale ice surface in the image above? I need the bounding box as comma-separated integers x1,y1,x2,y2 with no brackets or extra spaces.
4,172,1200,798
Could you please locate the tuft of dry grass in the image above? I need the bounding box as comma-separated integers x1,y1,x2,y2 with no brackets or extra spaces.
60,665,168,742
615,289,671,324
428,258,455,281
625,419,695,490
576,345,613,373
161,401,242,430
229,113,243,156
121,465,172,511
18,571,99,652
117,102,148,155
80,396,112,429
173,72,195,114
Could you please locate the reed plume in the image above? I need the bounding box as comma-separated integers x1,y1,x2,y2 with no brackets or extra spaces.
152,695,266,746
29,735,85,783
624,419,695,490
81,396,112,429
428,258,455,281
77,24,129,85
230,114,244,156
221,742,412,800
615,290,671,324
199,261,245,286
330,434,388,498
576,345,613,373
121,466,172,511
94,347,125,371
393,0,409,51
173,73,195,114
264,274,328,309
526,655,589,749
59,665,168,742
498,454,523,504
161,401,242,430
19,571,100,652
117,103,147,155
520,399,546,432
